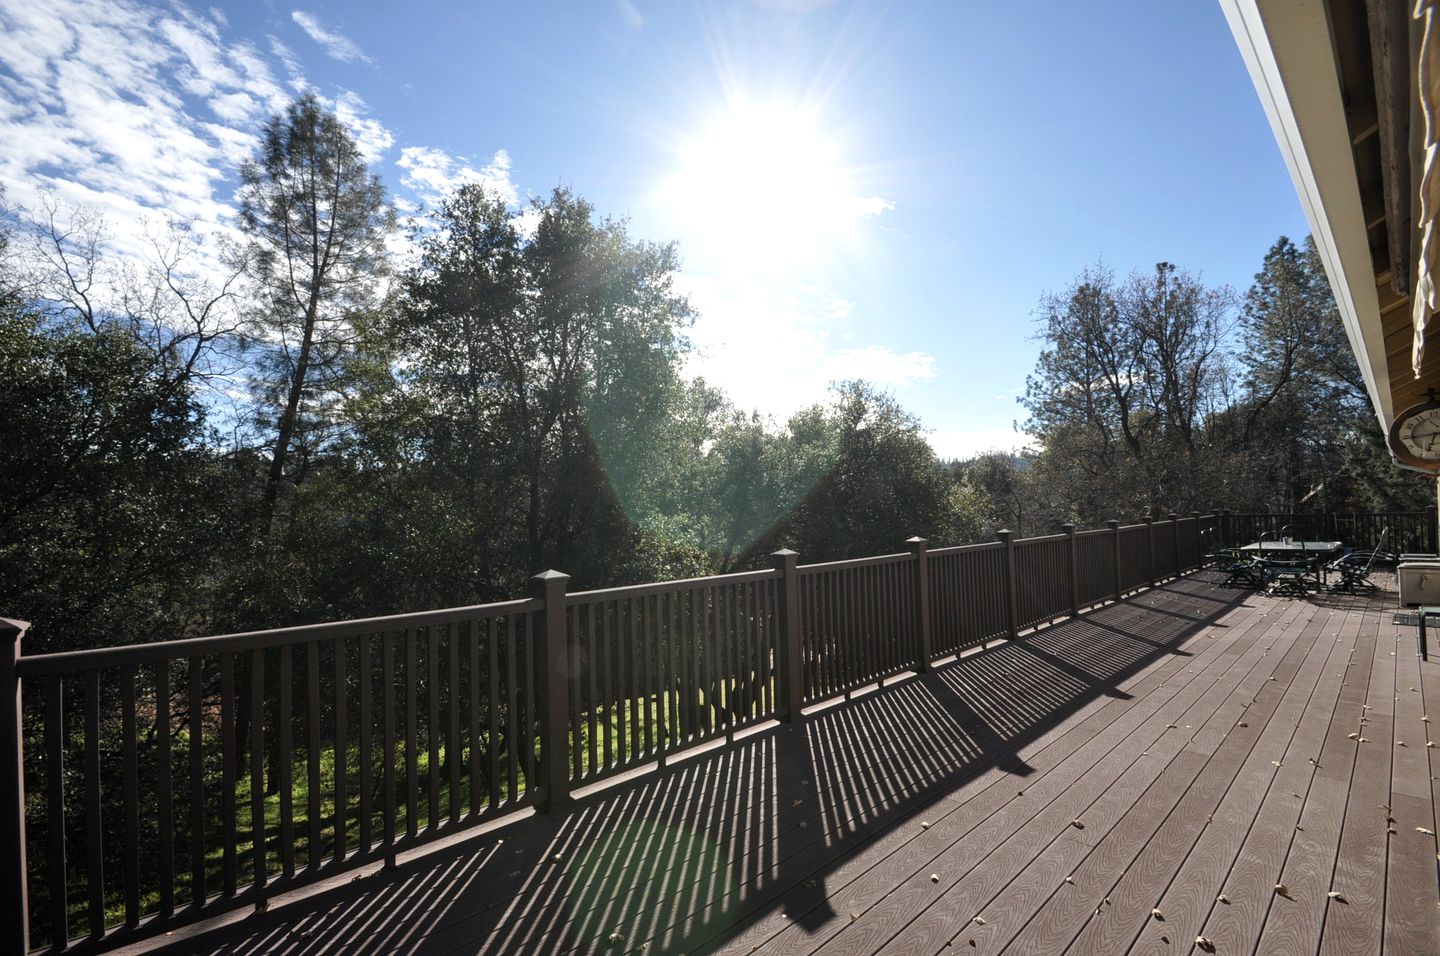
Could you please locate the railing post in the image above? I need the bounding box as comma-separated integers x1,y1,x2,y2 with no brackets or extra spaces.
1062,524,1079,616
907,537,932,669
1169,513,1181,580
1,618,28,955
1145,515,1157,588
771,550,805,721
997,530,1018,640
1221,509,1233,548
1108,519,1122,599
531,571,571,813
1189,511,1201,570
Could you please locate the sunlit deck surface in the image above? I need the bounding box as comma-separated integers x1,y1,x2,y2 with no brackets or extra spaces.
130,572,1440,956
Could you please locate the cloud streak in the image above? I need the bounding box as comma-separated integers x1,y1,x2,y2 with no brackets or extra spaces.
291,11,372,65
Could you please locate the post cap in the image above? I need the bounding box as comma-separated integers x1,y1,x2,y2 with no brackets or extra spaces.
906,536,928,546
771,548,799,558
1061,523,1076,532
0,618,29,641
996,529,1013,540
530,569,571,584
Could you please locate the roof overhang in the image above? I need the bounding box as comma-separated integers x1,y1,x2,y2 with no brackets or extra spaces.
1221,0,1433,442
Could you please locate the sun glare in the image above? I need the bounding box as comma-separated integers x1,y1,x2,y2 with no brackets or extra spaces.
663,100,884,269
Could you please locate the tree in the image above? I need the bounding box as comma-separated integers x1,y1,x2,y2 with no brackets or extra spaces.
237,94,394,536
1021,261,1234,519
398,184,692,585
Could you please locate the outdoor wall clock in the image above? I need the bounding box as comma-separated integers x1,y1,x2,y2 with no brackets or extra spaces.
1388,394,1440,469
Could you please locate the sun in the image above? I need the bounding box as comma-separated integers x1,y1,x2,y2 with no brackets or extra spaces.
661,99,886,270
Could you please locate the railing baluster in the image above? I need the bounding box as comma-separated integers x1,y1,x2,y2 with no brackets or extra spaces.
405,629,417,840
640,596,652,757
569,606,581,779
187,657,204,908
381,631,396,850
447,626,459,825
487,618,500,807
46,675,66,949
155,662,173,919
335,636,348,861
427,626,439,829
220,652,236,896
467,622,480,816
521,612,537,794
279,646,294,878
306,640,321,869
598,601,611,770
359,635,373,852
505,615,519,804
121,666,139,926
619,599,630,764
249,649,266,890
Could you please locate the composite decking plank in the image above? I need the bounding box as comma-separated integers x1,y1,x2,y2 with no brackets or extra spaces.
1066,604,1337,956
1316,596,1396,956
983,599,1317,956
711,586,1257,956
707,583,1260,956
851,592,1301,956
1125,601,1364,956
1383,615,1440,955
1246,595,1384,956
904,597,1310,956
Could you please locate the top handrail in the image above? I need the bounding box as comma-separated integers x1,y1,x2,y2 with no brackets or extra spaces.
16,596,541,676
566,567,780,603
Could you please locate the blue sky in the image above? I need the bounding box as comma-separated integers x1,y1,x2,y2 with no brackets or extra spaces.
0,0,1307,458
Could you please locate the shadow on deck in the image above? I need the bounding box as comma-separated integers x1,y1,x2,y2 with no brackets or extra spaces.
140,574,1255,955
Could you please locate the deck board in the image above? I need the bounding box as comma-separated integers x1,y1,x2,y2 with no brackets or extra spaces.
119,574,1438,956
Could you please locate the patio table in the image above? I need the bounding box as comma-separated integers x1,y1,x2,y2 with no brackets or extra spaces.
1239,540,1343,586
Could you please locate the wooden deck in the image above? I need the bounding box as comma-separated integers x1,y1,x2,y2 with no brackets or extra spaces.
125,572,1440,955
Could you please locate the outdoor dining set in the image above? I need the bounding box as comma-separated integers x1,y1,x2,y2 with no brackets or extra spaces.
1211,528,1396,597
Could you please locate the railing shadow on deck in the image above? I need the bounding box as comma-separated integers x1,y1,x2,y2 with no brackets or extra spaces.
132,573,1249,956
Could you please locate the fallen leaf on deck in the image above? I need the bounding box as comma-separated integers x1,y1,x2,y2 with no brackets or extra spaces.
1327,891,1347,903
1151,908,1165,920
1196,935,1215,952
1418,827,1436,835
931,874,940,883
1348,733,1360,740
1216,894,1230,904
973,916,986,925
1071,820,1085,829
1275,884,1292,898
1064,876,1075,884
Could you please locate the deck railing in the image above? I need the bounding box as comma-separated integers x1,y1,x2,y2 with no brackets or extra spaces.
1222,510,1437,554
3,514,1222,953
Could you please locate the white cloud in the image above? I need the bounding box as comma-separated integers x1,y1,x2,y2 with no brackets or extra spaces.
0,0,294,273
290,10,372,65
333,89,393,163
396,145,520,206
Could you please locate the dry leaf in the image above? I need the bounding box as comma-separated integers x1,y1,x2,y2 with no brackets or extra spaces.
1398,741,1408,747
1327,891,1347,903
1238,721,1249,728
1348,733,1360,740
1216,894,1230,904
1151,908,1165,920
1418,827,1436,835
921,822,930,829
1196,936,1216,952
1071,820,1085,829
1272,761,1283,767
1359,737,1369,743
1064,876,1075,884
931,874,940,883
973,916,986,925
1275,883,1292,898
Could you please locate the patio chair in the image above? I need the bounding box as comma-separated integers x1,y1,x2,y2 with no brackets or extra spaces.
1327,530,1394,595
1263,557,1321,597
1215,549,1268,589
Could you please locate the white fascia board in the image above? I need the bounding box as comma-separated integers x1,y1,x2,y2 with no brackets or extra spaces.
1220,0,1394,429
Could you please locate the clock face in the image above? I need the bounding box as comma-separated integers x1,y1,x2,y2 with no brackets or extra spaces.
1391,403,1440,465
